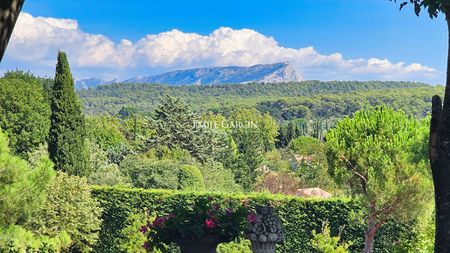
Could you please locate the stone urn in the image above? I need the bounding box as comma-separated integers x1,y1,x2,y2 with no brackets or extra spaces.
174,237,222,253
246,205,284,253
251,241,276,253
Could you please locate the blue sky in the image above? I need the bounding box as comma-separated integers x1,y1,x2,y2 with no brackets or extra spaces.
1,0,447,83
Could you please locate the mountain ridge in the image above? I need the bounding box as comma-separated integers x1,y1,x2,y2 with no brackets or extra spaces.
75,62,301,89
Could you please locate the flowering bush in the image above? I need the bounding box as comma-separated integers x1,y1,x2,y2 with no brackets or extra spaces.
139,196,248,251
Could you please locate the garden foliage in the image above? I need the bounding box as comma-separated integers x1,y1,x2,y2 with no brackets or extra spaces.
91,187,416,253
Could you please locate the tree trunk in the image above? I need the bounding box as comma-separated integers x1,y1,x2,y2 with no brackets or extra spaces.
363,231,375,253
362,204,379,253
0,0,25,62
430,10,450,253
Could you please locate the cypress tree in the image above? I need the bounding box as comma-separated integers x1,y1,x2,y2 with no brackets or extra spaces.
48,51,89,176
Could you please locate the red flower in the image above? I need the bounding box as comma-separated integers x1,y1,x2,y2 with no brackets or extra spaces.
205,219,216,229
247,213,257,223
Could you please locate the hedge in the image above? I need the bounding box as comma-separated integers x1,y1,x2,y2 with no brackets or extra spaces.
91,187,414,253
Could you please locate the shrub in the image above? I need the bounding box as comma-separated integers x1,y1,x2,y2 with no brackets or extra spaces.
120,156,180,189
120,155,205,190
118,210,148,253
27,172,102,252
310,221,352,253
217,239,251,253
118,209,181,253
178,165,205,191
91,187,415,253
88,140,130,186
0,225,71,253
201,160,242,193
0,129,54,228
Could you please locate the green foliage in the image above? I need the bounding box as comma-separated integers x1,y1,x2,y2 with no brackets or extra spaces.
290,136,336,190
391,0,447,18
120,155,205,191
217,239,251,253
120,156,181,189
311,222,352,253
201,160,243,193
227,108,278,190
88,165,130,187
281,104,311,120
393,214,434,253
262,149,292,172
290,136,324,156
48,52,89,176
87,140,130,186
122,114,155,149
118,210,148,253
78,81,432,116
326,107,432,219
86,115,126,150
325,107,433,250
0,129,65,253
0,129,55,227
276,119,309,148
26,172,102,252
0,225,71,253
152,95,228,162
178,165,205,191
0,73,51,156
91,186,416,253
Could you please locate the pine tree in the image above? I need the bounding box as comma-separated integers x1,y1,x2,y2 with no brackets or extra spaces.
48,52,89,176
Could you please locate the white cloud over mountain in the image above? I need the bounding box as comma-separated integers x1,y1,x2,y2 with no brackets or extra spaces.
4,12,438,82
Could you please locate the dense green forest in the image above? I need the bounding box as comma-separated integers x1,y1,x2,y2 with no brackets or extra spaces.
78,81,441,119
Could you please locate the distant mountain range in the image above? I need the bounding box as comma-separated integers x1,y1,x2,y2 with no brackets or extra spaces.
75,62,302,89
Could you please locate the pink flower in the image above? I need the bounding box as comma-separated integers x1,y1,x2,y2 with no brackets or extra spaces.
143,241,150,250
152,217,167,227
205,219,217,229
247,213,257,223
139,225,148,234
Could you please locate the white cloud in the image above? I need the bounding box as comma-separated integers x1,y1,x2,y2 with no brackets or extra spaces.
4,12,438,82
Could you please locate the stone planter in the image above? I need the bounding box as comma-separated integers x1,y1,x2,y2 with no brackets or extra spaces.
250,241,276,253
174,237,222,253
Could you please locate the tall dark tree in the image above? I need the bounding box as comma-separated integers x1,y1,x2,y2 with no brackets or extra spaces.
391,1,450,252
48,52,89,176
